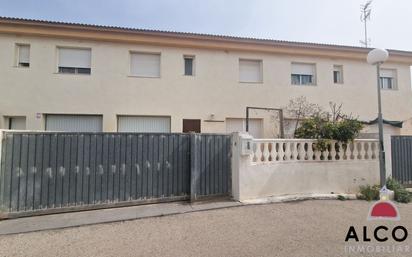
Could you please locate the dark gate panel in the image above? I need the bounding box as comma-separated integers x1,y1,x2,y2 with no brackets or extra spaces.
391,136,412,186
0,132,191,215
0,131,233,218
191,134,232,198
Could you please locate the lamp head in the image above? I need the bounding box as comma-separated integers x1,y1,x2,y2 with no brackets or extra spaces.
367,48,389,65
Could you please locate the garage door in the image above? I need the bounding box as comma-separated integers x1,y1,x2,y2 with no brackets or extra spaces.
226,118,263,138
46,115,103,132
118,116,171,133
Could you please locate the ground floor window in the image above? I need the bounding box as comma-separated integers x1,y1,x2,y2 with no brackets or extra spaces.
6,116,26,130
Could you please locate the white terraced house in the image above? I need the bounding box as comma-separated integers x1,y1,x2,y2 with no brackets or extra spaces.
0,17,412,139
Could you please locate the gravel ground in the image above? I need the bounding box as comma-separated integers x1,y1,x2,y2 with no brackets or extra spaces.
0,200,411,257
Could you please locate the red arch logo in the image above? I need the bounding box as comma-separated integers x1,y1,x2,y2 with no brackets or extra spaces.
368,200,400,221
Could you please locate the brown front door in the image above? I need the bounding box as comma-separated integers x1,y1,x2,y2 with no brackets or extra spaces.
183,119,201,133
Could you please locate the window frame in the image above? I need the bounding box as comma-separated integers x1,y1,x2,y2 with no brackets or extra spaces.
379,68,397,90
333,65,344,84
290,62,317,86
4,116,27,130
380,77,394,90
15,43,30,68
183,55,195,76
238,58,263,84
56,46,92,75
129,51,161,78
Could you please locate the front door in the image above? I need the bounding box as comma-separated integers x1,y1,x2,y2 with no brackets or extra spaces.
183,119,201,133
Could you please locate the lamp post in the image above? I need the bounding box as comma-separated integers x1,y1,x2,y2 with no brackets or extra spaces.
367,48,389,187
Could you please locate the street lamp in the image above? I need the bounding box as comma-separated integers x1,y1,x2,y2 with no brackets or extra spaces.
367,48,389,187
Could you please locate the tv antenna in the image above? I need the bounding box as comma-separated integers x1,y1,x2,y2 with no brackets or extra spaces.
360,0,372,47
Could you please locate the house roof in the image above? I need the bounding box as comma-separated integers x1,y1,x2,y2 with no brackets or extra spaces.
1,16,412,63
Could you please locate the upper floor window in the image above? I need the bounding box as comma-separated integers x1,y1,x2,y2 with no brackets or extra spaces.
130,52,161,78
239,59,263,83
380,69,397,90
333,65,343,84
58,47,91,74
291,63,316,85
184,55,195,76
16,44,30,67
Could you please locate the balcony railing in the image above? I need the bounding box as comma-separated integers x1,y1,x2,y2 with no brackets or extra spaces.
249,139,379,164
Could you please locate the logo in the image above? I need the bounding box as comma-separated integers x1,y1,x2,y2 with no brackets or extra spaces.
367,187,400,221
344,186,410,255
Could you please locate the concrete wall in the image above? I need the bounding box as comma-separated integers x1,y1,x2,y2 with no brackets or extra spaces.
232,133,380,201
1,33,412,136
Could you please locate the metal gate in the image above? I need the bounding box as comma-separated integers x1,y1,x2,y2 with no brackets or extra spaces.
0,132,231,218
391,136,412,186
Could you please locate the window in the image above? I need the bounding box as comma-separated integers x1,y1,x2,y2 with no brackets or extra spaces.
184,56,195,76
333,65,343,84
16,44,30,67
58,47,91,74
380,69,397,90
130,52,161,77
291,63,316,85
6,116,26,130
239,59,262,83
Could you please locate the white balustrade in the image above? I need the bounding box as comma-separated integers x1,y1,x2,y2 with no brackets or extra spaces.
249,139,379,164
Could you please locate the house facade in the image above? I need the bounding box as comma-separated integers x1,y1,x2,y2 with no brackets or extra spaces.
1,17,412,137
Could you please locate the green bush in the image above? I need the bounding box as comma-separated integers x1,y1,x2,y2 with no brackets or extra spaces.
386,177,411,203
294,116,363,151
358,185,380,201
357,179,411,203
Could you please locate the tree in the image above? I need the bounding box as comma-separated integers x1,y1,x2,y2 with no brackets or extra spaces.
284,96,325,135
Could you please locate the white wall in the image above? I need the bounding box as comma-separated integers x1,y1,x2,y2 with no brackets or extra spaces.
232,133,380,201
1,34,412,136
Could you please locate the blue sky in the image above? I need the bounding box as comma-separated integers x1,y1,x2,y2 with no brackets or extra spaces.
1,0,411,51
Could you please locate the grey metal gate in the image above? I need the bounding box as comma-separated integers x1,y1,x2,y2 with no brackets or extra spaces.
190,134,232,199
391,136,412,186
0,132,231,218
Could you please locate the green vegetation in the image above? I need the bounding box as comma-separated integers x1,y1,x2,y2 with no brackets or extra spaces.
294,116,363,151
357,178,412,203
357,185,380,201
386,177,411,203
337,195,347,201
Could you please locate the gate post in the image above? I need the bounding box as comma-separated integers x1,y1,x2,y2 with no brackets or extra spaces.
190,133,201,202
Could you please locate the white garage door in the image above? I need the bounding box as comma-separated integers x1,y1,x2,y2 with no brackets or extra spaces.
226,118,263,138
46,115,103,132
118,116,171,133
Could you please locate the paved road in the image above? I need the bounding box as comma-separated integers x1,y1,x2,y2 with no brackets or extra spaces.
0,200,411,257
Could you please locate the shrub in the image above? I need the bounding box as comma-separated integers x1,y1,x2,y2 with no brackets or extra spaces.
358,185,380,201
357,179,411,203
337,195,346,201
294,116,363,151
386,177,411,203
